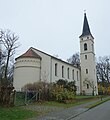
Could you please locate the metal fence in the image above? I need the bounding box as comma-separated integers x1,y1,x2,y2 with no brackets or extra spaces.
14,91,41,106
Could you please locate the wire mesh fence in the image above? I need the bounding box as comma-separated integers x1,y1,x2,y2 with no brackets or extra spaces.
14,91,42,106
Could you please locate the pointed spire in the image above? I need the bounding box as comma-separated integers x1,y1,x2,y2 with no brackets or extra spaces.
80,12,93,38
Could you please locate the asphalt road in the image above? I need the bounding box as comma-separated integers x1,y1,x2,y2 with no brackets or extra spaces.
70,100,110,120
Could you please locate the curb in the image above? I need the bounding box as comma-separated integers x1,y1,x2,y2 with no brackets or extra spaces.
66,97,110,120
66,108,89,120
87,97,110,109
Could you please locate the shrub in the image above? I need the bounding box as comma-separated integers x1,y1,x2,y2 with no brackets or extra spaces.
50,84,75,101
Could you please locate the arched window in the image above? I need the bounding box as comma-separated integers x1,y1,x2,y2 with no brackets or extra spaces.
92,44,94,51
85,55,87,59
77,71,79,81
55,63,57,76
72,70,74,80
62,66,64,78
67,68,70,79
86,69,88,74
84,43,87,51
87,84,89,89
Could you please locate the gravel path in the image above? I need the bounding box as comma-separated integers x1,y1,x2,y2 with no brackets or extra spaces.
22,105,64,113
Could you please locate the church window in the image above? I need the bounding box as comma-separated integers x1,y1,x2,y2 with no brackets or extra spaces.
84,43,87,51
87,84,89,89
67,68,70,79
55,63,58,76
87,36,89,39
92,44,94,51
85,55,87,59
72,70,74,80
77,71,79,81
86,69,88,74
62,66,64,78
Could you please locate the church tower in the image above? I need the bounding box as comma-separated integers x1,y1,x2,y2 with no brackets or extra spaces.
79,13,98,95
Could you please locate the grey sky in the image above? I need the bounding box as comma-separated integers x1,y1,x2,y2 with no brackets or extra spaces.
0,0,109,60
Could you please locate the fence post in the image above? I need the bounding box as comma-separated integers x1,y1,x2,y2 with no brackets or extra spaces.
36,92,38,101
25,91,28,105
39,89,42,101
13,90,16,106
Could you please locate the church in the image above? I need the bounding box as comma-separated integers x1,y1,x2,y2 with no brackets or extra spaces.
13,13,98,95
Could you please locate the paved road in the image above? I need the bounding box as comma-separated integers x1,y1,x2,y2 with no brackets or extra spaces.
70,100,110,120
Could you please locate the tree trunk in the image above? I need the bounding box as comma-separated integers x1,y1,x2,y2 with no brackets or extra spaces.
0,86,14,107
4,50,10,86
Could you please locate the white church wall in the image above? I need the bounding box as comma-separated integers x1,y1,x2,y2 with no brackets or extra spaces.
51,58,81,94
32,48,52,82
13,57,41,91
28,48,81,94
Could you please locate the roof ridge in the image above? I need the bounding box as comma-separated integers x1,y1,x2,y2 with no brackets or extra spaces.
15,48,41,60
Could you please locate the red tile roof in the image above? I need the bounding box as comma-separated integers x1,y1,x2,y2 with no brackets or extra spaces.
15,48,41,60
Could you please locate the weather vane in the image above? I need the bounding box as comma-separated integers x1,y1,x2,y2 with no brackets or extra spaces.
84,10,86,14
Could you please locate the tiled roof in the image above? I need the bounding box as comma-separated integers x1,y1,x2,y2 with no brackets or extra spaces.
16,48,41,60
31,47,80,69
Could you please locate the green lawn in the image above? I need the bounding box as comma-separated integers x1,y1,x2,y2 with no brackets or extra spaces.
0,95,106,120
34,96,99,108
75,95,96,99
0,107,38,120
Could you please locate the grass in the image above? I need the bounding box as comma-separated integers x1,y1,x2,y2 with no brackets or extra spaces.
0,95,108,120
0,107,39,120
15,92,26,106
85,97,110,109
34,96,99,108
34,95,109,108
75,95,96,99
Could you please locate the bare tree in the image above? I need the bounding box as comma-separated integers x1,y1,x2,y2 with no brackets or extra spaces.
0,52,5,81
0,52,10,83
0,29,19,86
67,52,80,67
0,29,19,106
96,56,110,87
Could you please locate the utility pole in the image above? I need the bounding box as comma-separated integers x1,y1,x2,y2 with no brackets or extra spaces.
106,58,109,87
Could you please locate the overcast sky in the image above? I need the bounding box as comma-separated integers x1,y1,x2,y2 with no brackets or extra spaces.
0,0,109,60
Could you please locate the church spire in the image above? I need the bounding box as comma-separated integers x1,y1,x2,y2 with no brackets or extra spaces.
80,13,93,38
